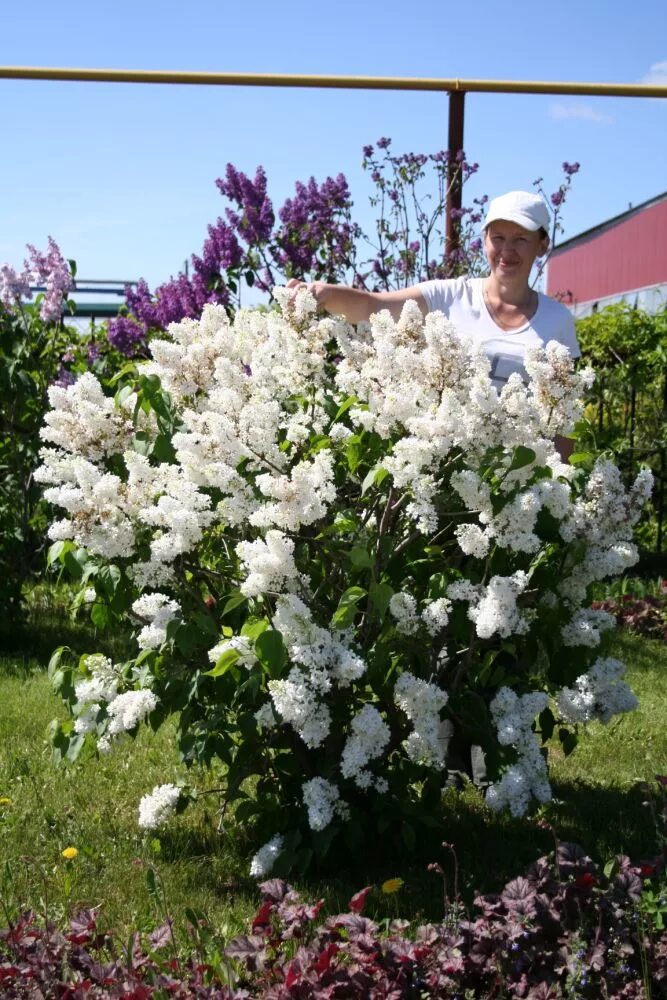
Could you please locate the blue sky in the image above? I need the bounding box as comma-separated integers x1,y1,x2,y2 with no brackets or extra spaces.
1,0,665,296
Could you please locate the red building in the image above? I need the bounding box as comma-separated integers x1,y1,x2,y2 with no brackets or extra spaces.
545,192,667,318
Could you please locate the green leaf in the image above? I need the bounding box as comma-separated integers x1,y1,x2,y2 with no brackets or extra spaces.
205,648,241,678
146,868,158,896
604,858,620,880
332,586,367,628
174,623,201,657
115,384,135,407
369,581,393,618
507,446,536,472
361,465,389,496
90,603,112,630
97,564,121,597
254,630,285,676
401,821,416,852
63,548,88,580
234,799,260,823
47,540,74,566
65,735,85,762
345,436,364,474
349,546,372,570
569,451,594,467
332,396,358,422
191,612,220,641
48,646,71,681
312,824,339,859
222,592,248,616
241,618,269,641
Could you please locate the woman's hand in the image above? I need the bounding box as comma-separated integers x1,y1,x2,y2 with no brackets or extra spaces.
286,278,331,312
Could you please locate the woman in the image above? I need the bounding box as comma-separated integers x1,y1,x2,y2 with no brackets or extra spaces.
288,189,579,457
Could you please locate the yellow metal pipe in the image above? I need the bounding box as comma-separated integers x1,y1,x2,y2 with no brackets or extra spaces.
1,65,666,98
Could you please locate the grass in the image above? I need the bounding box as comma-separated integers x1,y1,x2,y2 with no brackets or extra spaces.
1,585,666,940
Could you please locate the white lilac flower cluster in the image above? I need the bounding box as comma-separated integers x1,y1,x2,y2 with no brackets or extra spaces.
556,657,638,725
389,592,420,634
236,531,300,598
561,608,617,648
302,776,348,831
137,783,181,830
249,834,285,878
340,704,391,791
265,593,367,751
448,571,530,641
394,672,449,769
558,460,654,606
132,593,181,650
486,687,551,817
36,289,650,859
72,653,158,752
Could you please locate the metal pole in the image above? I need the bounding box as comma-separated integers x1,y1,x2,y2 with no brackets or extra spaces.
1,66,666,98
446,91,465,271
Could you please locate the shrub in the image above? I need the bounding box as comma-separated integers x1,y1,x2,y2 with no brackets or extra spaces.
0,240,132,624
39,289,653,876
0,241,77,621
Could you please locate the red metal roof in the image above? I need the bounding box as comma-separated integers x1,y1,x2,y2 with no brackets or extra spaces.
546,196,667,305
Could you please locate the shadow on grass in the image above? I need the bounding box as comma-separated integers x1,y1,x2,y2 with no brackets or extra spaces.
0,589,134,675
150,776,664,924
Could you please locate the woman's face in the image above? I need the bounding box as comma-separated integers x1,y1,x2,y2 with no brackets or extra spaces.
484,220,549,285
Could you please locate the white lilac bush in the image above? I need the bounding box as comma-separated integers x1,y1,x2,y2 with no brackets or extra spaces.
39,289,652,876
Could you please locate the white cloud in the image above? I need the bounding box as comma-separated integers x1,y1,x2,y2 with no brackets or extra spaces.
638,60,667,86
549,102,614,124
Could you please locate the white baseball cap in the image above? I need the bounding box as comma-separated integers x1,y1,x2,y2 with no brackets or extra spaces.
483,191,551,233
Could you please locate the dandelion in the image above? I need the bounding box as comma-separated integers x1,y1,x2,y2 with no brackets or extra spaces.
62,847,78,860
381,877,404,894
0,797,11,806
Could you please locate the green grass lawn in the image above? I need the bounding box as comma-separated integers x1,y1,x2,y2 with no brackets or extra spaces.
1,591,666,939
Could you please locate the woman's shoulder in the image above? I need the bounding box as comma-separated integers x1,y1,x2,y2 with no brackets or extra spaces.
535,291,579,353
414,275,477,309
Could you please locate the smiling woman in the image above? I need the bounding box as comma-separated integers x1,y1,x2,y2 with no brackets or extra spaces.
287,190,580,392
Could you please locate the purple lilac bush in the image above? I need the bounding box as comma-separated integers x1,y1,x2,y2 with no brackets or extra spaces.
108,142,579,355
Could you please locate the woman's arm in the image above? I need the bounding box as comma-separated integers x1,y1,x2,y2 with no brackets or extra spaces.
286,279,428,324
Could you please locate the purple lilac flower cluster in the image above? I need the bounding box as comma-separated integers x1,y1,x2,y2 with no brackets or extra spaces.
0,263,31,310
361,139,483,286
0,237,74,323
110,163,363,350
275,174,361,283
216,164,275,245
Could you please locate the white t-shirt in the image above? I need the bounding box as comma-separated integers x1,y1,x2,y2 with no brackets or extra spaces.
416,277,580,389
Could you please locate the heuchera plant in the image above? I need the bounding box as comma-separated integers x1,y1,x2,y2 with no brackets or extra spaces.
41,290,650,875
3,839,664,996
224,842,667,998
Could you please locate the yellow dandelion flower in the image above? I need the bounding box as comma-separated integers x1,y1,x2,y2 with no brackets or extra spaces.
62,847,78,860
381,877,404,894
0,797,11,806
